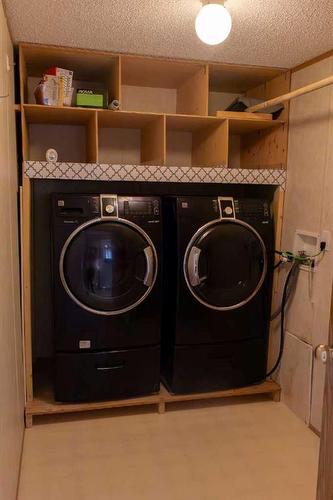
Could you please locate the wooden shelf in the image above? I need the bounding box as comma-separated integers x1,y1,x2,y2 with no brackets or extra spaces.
25,378,281,427
229,118,284,135
166,113,222,131
23,103,95,124
216,111,284,135
98,109,163,127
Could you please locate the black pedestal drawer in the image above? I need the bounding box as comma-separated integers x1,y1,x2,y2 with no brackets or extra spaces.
55,345,160,402
162,339,267,395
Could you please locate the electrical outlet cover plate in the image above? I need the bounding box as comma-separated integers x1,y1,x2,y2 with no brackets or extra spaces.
293,229,320,271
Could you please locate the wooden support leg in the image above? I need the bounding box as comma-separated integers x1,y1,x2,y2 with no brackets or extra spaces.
272,389,281,402
25,413,33,428
158,400,166,414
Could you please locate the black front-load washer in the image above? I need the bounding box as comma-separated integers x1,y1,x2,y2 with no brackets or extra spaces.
52,193,161,402
161,195,274,394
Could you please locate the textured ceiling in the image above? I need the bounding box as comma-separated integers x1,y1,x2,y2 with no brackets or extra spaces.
3,0,333,68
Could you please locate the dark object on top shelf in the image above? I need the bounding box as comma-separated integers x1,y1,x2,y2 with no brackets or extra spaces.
226,96,284,119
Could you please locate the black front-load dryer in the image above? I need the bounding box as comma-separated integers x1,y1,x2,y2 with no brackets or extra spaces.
52,194,161,402
161,195,274,394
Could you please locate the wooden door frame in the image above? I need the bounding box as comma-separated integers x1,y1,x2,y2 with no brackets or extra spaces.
316,283,333,499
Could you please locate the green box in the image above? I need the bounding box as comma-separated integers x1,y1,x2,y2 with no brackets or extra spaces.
76,89,107,108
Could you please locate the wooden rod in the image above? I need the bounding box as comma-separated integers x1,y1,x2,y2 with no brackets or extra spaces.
246,75,333,113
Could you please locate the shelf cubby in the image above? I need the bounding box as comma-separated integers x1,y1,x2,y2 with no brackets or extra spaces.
98,110,165,165
121,55,208,116
225,115,286,169
207,63,283,117
20,44,120,106
23,104,98,163
166,115,228,167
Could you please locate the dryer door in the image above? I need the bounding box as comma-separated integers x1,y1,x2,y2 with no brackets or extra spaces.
60,218,158,315
184,219,267,311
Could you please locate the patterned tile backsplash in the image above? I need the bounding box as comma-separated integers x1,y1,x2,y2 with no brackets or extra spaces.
24,162,287,190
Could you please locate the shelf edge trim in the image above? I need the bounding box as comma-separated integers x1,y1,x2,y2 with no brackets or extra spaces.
23,162,287,190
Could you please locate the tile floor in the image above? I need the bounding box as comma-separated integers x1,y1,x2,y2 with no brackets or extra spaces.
18,396,319,500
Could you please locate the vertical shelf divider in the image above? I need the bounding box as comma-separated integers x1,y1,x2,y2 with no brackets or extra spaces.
177,64,209,116
192,119,229,167
141,114,166,166
87,111,99,163
109,55,122,104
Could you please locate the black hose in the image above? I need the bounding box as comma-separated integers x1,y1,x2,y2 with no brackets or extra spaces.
270,263,300,320
273,260,283,270
266,262,300,378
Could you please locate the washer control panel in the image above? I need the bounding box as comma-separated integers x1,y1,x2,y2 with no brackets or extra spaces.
53,194,160,223
219,197,235,219
101,195,118,218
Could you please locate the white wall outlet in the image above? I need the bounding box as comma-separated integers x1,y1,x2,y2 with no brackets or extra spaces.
293,230,320,271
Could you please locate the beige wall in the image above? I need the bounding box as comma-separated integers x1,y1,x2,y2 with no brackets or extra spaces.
0,1,24,498
277,55,333,432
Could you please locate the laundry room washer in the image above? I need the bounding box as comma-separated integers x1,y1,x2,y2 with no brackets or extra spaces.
161,195,275,394
52,193,161,402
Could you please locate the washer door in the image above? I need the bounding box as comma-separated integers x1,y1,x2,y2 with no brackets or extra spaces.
60,218,158,315
184,219,267,311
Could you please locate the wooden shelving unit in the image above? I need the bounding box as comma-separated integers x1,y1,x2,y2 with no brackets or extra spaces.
19,42,290,427
19,43,289,169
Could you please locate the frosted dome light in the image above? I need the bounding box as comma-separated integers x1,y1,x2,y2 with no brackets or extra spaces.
195,3,232,46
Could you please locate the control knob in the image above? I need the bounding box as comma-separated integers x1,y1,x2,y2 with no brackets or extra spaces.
105,204,115,214
224,206,233,215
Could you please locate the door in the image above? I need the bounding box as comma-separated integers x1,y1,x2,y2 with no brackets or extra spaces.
184,218,267,311
60,218,157,315
316,291,333,500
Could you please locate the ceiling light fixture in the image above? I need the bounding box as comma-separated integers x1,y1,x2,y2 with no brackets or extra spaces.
195,0,232,46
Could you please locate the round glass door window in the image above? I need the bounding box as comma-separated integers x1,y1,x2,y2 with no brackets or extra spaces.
184,219,267,310
60,219,157,315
